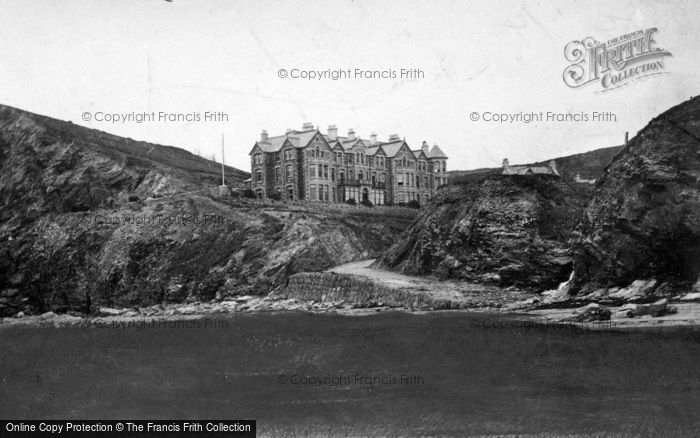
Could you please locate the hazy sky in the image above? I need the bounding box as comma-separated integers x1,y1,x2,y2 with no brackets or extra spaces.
1,0,698,171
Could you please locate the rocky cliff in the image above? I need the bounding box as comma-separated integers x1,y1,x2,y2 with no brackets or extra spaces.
570,96,700,295
0,105,416,316
374,175,593,290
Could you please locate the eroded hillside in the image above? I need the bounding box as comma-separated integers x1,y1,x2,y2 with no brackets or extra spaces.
0,105,416,316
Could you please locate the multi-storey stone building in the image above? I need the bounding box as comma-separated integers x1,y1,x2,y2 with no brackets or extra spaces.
248,123,448,205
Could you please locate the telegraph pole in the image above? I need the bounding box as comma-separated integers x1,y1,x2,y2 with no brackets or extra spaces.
221,133,226,186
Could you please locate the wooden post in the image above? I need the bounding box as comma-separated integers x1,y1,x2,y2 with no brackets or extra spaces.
221,133,225,186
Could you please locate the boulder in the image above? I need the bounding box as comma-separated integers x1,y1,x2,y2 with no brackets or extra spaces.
97,307,124,316
1,288,19,298
618,298,677,318
681,292,700,302
616,303,647,318
609,280,658,302
649,298,669,317
568,303,611,322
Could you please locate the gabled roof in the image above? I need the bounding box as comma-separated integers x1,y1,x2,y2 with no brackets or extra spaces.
376,140,407,157
250,136,289,154
412,149,428,160
428,144,448,158
366,146,386,156
341,138,362,149
250,129,326,154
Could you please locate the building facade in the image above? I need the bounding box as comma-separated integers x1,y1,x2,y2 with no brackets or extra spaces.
501,158,560,176
249,123,448,205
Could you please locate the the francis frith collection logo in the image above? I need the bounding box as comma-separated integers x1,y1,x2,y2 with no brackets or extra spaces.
563,28,672,92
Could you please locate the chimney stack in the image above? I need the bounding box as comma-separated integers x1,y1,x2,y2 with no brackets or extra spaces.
347,128,356,140
302,122,314,131
422,141,429,155
328,125,337,141
370,132,377,145
502,158,510,168
388,134,400,141
260,130,268,142
625,131,629,146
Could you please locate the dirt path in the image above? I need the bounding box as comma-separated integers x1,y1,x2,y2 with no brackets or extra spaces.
327,259,539,309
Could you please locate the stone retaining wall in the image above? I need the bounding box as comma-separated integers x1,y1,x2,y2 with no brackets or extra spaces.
273,272,467,310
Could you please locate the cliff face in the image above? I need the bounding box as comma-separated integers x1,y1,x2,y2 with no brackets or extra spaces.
571,96,700,294
0,105,415,316
374,175,593,290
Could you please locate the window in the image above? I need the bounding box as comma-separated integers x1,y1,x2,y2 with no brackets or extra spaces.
331,168,335,182
315,146,320,157
286,165,293,182
318,164,323,178
284,149,294,160
397,174,404,186
310,165,316,178
254,153,262,165
276,167,281,182
323,165,328,179
324,185,329,201
310,184,317,201
255,169,262,183
358,171,363,181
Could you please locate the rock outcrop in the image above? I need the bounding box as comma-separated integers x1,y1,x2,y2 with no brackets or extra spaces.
571,96,700,295
374,175,593,290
